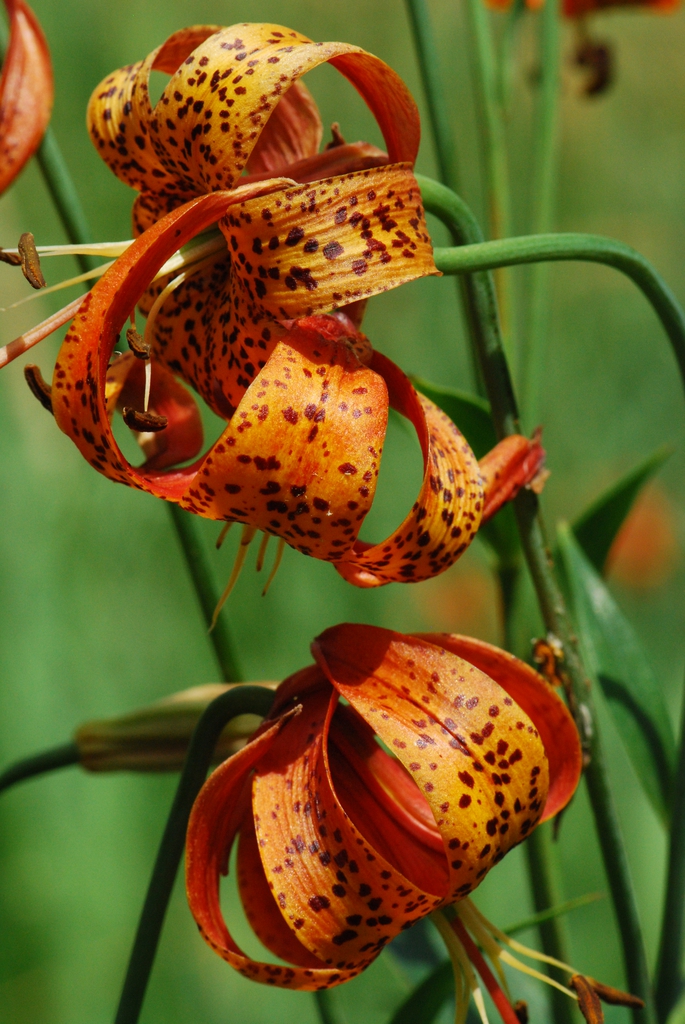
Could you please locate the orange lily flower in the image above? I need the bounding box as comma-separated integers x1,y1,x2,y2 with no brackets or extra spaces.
7,24,544,588
186,625,583,1003
0,0,53,194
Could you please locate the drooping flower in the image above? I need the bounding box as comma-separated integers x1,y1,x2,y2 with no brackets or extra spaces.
185,625,582,995
6,24,544,587
0,0,53,195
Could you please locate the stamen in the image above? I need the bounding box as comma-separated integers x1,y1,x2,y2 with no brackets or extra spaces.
18,233,46,289
0,248,22,266
452,917,522,1024
262,538,285,596
0,240,133,258
255,532,270,572
144,362,152,413
216,522,233,550
0,294,85,369
325,122,346,149
433,911,491,1024
210,525,257,630
126,327,151,360
0,261,114,312
570,976,604,1024
464,899,576,974
122,408,168,432
586,978,644,1009
23,364,53,413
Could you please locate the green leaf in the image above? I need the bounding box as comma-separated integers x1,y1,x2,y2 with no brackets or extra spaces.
557,523,676,825
572,446,672,573
411,378,496,459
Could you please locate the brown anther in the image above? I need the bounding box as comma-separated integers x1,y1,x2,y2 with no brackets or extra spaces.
514,1000,529,1024
17,232,46,289
586,978,645,1010
325,122,346,150
532,633,565,688
571,975,604,1024
122,407,168,432
24,364,53,414
126,327,151,360
0,248,22,266
574,39,613,97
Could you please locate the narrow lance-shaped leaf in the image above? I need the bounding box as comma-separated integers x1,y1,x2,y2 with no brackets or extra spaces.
557,522,675,826
572,445,672,573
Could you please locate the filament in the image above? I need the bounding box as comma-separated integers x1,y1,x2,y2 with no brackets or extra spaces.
210,525,257,631
255,532,270,572
262,538,285,596
0,295,84,368
216,522,233,550
143,253,220,353
144,361,152,413
433,911,490,1024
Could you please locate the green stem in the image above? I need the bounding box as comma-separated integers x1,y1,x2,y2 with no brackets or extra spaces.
523,0,561,425
314,990,346,1024
655,667,685,1022
524,825,577,1024
404,0,460,193
167,505,241,682
419,174,656,1024
35,130,99,274
463,0,514,355
431,232,685,399
113,685,274,1024
0,742,79,795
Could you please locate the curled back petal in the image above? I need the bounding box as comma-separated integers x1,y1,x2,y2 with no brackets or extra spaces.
313,624,550,899
335,353,483,587
250,682,444,978
185,706,348,989
419,634,582,822
0,0,53,194
180,316,388,561
221,163,438,319
51,183,292,501
148,23,421,194
479,432,546,522
86,27,221,196
246,79,323,176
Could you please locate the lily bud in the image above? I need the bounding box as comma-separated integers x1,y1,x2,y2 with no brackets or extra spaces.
74,682,276,772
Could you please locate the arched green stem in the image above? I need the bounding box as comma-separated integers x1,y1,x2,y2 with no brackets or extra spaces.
0,742,79,796
113,685,274,1024
417,174,656,1024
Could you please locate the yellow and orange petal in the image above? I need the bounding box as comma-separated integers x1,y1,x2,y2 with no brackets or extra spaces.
87,23,420,201
0,0,53,194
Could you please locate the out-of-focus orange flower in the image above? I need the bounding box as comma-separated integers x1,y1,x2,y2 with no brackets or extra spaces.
0,0,53,194
186,624,582,991
607,483,679,590
487,0,677,15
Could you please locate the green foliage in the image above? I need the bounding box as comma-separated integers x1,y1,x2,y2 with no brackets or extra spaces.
557,523,676,825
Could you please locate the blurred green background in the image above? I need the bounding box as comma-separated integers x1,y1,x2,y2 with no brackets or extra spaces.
1,0,684,1021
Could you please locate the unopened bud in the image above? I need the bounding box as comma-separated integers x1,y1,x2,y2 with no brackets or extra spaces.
75,682,277,772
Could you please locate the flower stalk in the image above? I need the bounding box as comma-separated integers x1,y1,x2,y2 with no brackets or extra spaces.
418,173,656,1024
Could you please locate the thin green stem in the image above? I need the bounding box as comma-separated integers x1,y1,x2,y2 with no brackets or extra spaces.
167,504,241,682
35,131,99,274
419,174,656,1024
524,0,561,425
0,742,79,795
314,990,346,1024
431,232,685,400
113,685,274,1024
498,0,526,114
524,825,577,1024
404,0,460,193
655,667,685,1022
463,0,514,354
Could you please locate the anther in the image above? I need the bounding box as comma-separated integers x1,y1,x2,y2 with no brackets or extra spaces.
24,363,53,413
122,407,168,432
570,976,604,1024
126,327,151,360
325,122,346,150
0,248,22,266
514,1001,528,1024
18,233,46,289
585,978,644,1010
